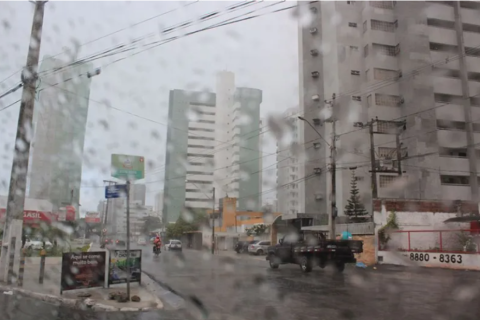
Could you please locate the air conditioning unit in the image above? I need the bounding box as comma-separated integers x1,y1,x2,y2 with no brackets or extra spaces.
311,71,320,78
310,27,318,34
380,159,393,167
310,49,319,56
312,94,320,101
315,193,323,200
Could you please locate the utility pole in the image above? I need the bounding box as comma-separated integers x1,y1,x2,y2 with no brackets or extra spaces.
395,127,403,177
211,187,215,254
328,94,337,240
126,181,131,301
368,119,378,198
0,1,47,278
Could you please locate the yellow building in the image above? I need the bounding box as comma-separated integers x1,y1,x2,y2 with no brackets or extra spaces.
207,197,281,242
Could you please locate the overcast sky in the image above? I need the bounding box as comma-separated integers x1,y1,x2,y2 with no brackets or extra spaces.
0,1,299,213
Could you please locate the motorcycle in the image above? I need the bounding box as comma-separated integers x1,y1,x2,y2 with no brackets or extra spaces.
153,243,162,256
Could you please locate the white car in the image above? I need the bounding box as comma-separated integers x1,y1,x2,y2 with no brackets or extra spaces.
165,240,182,252
25,239,53,250
137,238,147,246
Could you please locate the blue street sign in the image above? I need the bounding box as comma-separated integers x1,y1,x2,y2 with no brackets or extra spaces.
105,184,128,199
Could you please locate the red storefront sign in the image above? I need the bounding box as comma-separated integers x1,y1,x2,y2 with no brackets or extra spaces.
0,207,76,223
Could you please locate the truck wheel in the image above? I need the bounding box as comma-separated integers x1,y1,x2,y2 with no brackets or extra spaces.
335,262,345,273
299,256,312,273
269,255,279,269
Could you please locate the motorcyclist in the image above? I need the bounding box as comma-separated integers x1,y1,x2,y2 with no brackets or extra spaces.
153,236,162,253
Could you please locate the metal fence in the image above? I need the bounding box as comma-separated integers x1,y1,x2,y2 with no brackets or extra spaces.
379,229,480,253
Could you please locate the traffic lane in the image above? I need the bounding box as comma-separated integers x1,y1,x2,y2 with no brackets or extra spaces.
142,249,480,320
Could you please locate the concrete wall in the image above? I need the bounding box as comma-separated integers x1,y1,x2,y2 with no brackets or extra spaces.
373,198,480,270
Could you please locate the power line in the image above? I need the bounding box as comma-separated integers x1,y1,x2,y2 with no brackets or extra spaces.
0,99,21,112
0,1,200,85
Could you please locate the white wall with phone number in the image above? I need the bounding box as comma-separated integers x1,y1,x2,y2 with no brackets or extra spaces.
379,251,480,271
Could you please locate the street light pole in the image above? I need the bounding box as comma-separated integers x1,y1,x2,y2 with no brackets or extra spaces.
0,1,47,278
298,93,337,240
211,187,215,255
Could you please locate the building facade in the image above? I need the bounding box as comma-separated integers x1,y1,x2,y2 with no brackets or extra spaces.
214,71,263,212
298,1,480,220
28,56,93,215
276,108,302,218
129,183,146,206
162,90,217,223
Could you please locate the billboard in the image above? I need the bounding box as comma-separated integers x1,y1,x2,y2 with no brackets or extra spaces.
61,251,106,292
111,154,145,181
85,211,101,223
108,249,142,285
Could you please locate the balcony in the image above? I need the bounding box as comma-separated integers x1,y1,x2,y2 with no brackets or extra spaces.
428,27,457,47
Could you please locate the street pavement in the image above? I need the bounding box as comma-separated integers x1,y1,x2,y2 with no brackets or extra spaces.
139,246,480,320
4,242,480,320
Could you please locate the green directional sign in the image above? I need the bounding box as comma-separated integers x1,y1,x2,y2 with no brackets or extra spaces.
111,154,145,181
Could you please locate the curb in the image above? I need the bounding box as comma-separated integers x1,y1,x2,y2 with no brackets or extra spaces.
0,272,165,312
142,271,185,310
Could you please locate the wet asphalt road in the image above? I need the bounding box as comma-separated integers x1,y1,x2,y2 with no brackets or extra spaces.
142,248,480,320
4,244,480,320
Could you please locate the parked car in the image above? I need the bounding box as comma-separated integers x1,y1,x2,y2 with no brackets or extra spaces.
115,239,126,246
137,238,147,246
235,240,258,254
166,239,182,252
25,239,53,250
248,240,271,255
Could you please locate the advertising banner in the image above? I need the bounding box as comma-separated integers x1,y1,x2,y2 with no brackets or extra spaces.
85,211,101,223
61,251,106,292
111,154,145,181
108,249,142,285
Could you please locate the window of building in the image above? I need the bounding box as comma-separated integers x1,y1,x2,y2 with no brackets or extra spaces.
188,144,214,149
186,153,214,158
440,175,469,185
369,1,394,9
432,67,460,78
352,96,361,101
439,147,467,158
372,43,400,56
460,1,480,9
188,136,214,141
463,22,480,34
350,45,359,51
188,127,215,132
427,18,455,30
379,175,396,188
197,120,215,124
351,70,360,76
188,162,205,166
375,94,402,107
364,44,369,57
466,46,480,57
430,42,457,53
429,1,454,6
373,68,399,80
363,21,367,33
185,198,212,202
376,120,398,133
378,147,396,158
186,171,213,175
349,22,357,28
434,93,463,104
371,19,397,32
437,120,466,131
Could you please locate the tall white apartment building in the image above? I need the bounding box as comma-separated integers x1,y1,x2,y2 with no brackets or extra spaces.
163,90,217,223
299,1,480,220
276,108,302,218
213,71,263,212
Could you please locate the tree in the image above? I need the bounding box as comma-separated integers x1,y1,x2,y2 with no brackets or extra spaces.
165,209,208,239
344,171,370,222
141,216,163,234
246,224,267,237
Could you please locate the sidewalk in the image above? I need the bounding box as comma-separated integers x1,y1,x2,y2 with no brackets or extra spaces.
0,255,164,312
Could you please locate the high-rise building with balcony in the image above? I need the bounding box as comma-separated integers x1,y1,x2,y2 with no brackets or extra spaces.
163,72,263,223
213,71,263,212
276,108,302,218
28,56,93,215
298,1,480,220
